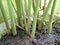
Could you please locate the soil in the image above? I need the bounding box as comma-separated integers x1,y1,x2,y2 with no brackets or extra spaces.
0,22,60,45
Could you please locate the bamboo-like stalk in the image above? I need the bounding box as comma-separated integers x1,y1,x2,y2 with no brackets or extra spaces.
37,0,46,31
15,0,23,27
0,0,10,33
48,0,57,33
24,0,32,33
27,0,32,33
24,0,28,12
11,1,17,12
37,19,43,31
43,0,46,13
42,0,53,22
32,0,35,11
40,0,41,8
22,0,28,33
31,0,40,38
7,0,17,35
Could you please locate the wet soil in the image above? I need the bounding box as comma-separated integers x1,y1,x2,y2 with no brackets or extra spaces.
0,22,60,45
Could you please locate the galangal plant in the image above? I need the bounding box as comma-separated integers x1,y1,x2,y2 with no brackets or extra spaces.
0,0,57,39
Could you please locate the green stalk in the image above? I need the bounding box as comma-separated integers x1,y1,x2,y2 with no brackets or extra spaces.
43,0,46,13
31,0,40,38
42,0,53,22
24,0,28,13
7,0,17,35
11,1,17,12
15,0,23,27
48,0,57,33
27,0,32,33
0,0,10,33
40,0,41,8
24,0,32,33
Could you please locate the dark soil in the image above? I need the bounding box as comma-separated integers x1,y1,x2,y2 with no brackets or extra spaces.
0,22,60,45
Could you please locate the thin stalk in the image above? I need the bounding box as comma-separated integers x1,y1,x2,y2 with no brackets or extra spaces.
37,19,43,31
48,0,57,33
24,0,32,33
37,0,42,31
15,0,23,27
43,0,46,13
24,0,28,19
22,0,28,33
24,0,28,13
11,1,17,12
40,0,41,8
7,0,17,35
27,0,32,33
0,0,10,33
24,0,28,31
42,0,53,22
23,15,28,33
32,0,35,11
31,0,40,38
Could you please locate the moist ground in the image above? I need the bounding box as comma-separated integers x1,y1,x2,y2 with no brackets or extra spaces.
0,22,60,45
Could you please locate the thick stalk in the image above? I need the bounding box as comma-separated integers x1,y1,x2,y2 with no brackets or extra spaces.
43,0,53,22
7,0,17,35
15,0,23,27
31,0,40,38
48,0,57,33
0,0,10,33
